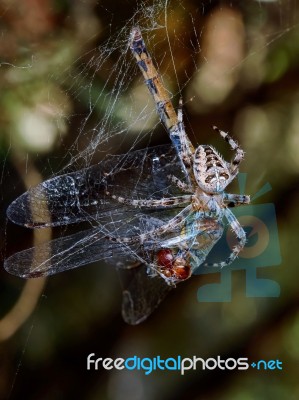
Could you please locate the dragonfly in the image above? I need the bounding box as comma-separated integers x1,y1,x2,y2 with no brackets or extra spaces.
4,27,250,324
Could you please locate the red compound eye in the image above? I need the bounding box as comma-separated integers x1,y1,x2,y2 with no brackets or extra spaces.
173,265,191,280
157,249,173,268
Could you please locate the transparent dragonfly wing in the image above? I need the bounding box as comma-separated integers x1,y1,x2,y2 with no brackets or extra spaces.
7,145,187,228
120,263,172,325
4,226,138,278
4,205,188,278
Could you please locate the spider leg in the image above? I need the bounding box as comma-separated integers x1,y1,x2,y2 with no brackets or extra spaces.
106,204,193,245
224,193,250,207
159,212,213,248
212,126,244,174
167,174,194,193
204,208,246,268
105,191,192,208
173,98,195,181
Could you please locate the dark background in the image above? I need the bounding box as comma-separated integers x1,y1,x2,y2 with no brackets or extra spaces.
0,0,298,399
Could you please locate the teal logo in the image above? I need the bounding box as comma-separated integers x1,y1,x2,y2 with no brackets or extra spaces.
195,174,281,302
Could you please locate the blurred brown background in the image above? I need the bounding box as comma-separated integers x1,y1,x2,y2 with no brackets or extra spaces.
0,0,299,399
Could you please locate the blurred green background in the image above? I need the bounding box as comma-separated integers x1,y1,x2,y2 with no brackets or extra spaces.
1,0,299,399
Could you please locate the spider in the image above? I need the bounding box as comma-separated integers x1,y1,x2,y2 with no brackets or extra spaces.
104,27,250,285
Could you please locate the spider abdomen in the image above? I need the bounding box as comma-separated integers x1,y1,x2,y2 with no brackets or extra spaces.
193,145,232,193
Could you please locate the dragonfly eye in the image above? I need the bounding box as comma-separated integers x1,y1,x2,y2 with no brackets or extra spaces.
172,259,191,280
156,250,191,282
157,249,173,268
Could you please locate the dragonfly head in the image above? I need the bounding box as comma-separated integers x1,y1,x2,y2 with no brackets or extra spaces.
157,249,191,283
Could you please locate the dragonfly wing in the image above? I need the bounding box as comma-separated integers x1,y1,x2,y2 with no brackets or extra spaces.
4,208,185,278
4,226,143,278
7,144,186,228
119,263,172,325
